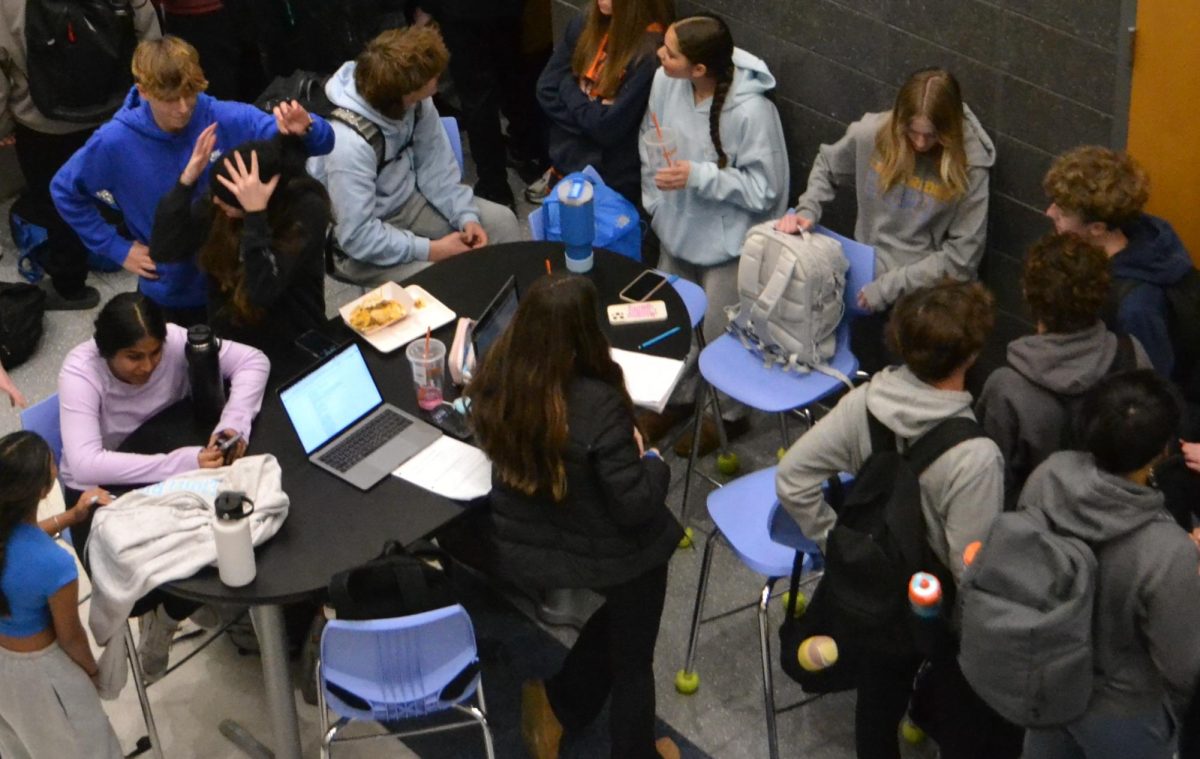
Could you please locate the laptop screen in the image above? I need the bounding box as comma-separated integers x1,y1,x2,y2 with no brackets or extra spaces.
472,277,519,367
280,344,383,454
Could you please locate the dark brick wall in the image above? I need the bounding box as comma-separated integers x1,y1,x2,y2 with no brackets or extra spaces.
549,0,1135,362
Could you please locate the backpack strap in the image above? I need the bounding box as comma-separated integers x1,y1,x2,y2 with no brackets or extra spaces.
904,416,986,476
865,408,896,458
329,105,422,172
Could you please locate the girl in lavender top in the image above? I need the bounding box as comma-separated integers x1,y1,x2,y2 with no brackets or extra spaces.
56,292,269,679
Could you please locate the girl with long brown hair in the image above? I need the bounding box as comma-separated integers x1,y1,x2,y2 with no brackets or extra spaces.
530,0,675,204
776,68,996,370
464,274,683,759
150,127,332,355
0,432,122,759
636,13,788,455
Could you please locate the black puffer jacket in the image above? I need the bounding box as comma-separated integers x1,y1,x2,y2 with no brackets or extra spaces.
487,377,681,590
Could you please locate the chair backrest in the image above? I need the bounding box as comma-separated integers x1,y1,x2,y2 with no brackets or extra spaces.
654,270,707,330
815,225,875,317
320,604,480,723
440,117,464,178
20,393,62,464
528,207,546,241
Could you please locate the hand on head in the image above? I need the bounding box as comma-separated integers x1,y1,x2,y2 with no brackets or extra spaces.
273,100,313,137
215,151,280,214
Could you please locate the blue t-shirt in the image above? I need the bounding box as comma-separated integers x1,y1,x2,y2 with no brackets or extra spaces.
0,524,78,637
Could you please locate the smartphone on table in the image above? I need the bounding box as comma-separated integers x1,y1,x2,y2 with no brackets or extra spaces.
619,270,669,303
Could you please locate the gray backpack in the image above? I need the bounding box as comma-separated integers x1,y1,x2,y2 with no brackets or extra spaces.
726,223,849,385
957,507,1097,727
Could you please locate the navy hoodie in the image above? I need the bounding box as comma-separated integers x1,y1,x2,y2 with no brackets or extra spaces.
51,88,334,309
1108,214,1193,377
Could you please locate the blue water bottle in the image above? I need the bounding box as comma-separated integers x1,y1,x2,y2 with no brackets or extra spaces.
557,177,595,273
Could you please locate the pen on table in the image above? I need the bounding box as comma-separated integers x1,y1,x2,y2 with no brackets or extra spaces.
638,326,681,350
545,258,552,275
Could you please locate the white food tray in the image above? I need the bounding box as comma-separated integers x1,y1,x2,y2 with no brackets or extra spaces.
339,282,456,354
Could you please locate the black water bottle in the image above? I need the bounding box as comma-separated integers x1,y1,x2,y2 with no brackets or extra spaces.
186,325,225,428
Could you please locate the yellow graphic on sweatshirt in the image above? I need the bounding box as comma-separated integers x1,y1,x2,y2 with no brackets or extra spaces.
869,160,958,205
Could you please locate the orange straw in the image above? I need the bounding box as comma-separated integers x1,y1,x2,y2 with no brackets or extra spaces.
649,111,672,167
545,258,552,275
424,326,431,360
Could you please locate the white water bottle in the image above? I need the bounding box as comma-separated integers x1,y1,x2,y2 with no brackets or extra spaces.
213,491,256,587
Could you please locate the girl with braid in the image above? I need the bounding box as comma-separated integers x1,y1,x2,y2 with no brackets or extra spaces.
0,432,123,758
637,13,788,455
776,69,996,372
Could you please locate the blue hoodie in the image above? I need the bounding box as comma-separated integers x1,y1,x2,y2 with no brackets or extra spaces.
306,62,479,266
1109,214,1193,377
639,49,789,266
50,88,334,309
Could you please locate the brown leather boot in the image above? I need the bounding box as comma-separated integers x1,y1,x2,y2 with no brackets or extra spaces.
521,680,563,759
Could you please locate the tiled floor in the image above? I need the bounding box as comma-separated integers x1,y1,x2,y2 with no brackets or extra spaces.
0,156,935,758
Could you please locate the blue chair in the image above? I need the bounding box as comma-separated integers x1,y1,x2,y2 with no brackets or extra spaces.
440,116,464,178
317,604,495,759
675,467,839,759
678,228,875,526
20,393,62,464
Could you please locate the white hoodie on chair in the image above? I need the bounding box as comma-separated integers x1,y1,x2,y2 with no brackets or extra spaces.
87,455,289,697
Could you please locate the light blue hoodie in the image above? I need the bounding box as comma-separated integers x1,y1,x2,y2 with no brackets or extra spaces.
307,62,479,266
639,49,789,267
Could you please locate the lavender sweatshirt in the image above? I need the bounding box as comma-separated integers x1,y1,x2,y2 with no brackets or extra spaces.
59,324,270,490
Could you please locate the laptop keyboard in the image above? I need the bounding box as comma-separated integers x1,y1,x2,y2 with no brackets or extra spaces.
318,409,412,473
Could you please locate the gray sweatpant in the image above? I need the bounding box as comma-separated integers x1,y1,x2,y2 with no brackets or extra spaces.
0,643,123,759
335,190,521,286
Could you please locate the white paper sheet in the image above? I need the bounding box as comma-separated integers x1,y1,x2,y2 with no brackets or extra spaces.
394,436,492,501
610,348,687,413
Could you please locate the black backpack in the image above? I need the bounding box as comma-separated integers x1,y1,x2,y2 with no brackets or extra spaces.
24,0,137,123
1112,270,1200,399
0,282,46,370
254,70,420,171
327,540,457,621
779,411,985,691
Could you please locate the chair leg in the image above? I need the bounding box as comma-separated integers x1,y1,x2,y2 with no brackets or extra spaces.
123,623,165,759
678,530,720,685
320,719,347,759
678,381,709,528
316,658,329,742
463,702,496,759
758,580,780,759
777,412,790,450
709,386,731,452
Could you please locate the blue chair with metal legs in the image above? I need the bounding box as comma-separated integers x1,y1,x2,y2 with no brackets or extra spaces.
674,467,844,759
317,604,495,759
677,227,875,527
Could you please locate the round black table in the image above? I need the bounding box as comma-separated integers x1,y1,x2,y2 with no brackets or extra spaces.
160,241,691,759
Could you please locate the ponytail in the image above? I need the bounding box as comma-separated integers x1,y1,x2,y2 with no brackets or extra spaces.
673,15,735,169
0,432,55,617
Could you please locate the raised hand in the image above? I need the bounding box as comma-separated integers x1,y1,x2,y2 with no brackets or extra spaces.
181,123,217,186
273,99,314,136
215,151,280,213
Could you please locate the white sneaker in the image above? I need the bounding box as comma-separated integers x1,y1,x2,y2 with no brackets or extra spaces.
187,605,221,630
137,606,180,683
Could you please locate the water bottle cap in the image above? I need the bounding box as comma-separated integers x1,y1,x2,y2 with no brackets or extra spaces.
214,491,253,520
907,571,942,606
187,324,214,345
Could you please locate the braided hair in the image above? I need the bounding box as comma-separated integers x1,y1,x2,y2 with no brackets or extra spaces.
673,15,735,168
0,432,56,617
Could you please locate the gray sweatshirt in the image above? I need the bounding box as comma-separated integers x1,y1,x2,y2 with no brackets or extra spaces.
1022,450,1200,718
793,107,996,310
0,0,161,137
776,365,1003,583
976,322,1151,506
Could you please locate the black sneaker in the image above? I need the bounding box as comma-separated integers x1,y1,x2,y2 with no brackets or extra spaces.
41,282,100,311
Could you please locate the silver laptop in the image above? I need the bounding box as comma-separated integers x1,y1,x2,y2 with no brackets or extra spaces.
279,343,441,490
